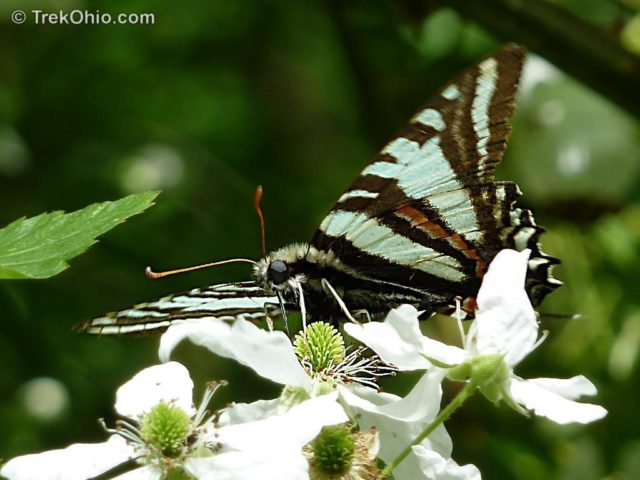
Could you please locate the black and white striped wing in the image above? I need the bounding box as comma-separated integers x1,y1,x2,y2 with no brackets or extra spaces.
311,44,560,308
74,281,283,335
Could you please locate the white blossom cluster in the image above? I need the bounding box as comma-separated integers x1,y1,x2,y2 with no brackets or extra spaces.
1,250,607,480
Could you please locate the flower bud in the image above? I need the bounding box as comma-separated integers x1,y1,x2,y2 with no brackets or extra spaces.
312,425,355,476
469,353,509,404
306,426,381,480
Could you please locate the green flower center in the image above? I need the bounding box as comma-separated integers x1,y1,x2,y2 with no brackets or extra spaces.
294,322,346,372
140,402,192,458
165,468,194,480
312,425,355,476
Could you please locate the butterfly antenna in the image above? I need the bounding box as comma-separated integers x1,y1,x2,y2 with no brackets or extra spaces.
145,258,258,279
254,185,267,257
539,312,583,321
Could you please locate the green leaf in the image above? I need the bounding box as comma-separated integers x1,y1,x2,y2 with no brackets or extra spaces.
0,191,159,279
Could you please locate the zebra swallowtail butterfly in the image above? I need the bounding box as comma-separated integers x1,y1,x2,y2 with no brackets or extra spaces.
75,44,561,336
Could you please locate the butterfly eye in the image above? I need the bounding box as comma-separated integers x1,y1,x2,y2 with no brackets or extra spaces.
268,260,289,284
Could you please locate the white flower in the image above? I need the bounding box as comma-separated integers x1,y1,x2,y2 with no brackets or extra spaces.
1,362,347,480
160,317,313,391
412,446,481,480
340,370,480,480
159,320,475,480
159,317,391,401
0,436,135,480
186,392,348,480
345,249,608,425
159,319,391,421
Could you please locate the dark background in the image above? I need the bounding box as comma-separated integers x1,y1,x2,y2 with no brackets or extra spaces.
1,0,640,478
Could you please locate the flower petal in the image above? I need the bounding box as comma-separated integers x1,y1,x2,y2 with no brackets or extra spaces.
195,396,343,479
476,249,531,308
471,249,538,366
509,377,607,424
218,398,282,426
412,445,481,480
0,436,134,480
185,451,308,480
345,305,465,369
344,383,400,405
111,466,162,480
340,370,452,480
217,393,347,451
115,362,194,418
344,306,428,370
159,318,312,389
525,375,598,399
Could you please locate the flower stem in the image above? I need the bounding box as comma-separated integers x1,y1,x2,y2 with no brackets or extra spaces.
381,380,477,477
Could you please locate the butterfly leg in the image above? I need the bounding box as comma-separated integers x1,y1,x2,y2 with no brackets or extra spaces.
262,305,275,332
264,303,282,332
275,292,290,336
320,278,358,323
262,302,286,333
293,280,308,331
352,309,373,323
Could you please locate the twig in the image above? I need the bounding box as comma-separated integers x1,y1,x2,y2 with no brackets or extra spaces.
421,0,640,120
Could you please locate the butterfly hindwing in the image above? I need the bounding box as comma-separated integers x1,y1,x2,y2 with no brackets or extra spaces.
75,281,284,335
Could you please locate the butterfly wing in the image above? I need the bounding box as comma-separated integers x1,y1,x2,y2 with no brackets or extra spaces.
74,281,284,335
310,44,560,308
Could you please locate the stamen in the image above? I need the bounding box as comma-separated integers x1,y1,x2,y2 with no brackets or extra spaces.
454,297,467,350
194,380,227,427
531,329,549,352
98,418,120,436
330,347,397,390
99,418,144,444
116,418,143,436
115,429,143,444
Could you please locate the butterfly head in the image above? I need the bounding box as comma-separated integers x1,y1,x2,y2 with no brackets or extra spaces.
253,243,309,293
267,259,289,284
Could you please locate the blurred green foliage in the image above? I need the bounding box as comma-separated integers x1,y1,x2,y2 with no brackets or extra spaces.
1,0,639,479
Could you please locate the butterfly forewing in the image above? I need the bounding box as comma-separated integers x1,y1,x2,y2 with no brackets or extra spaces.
75,281,284,335
310,44,560,308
